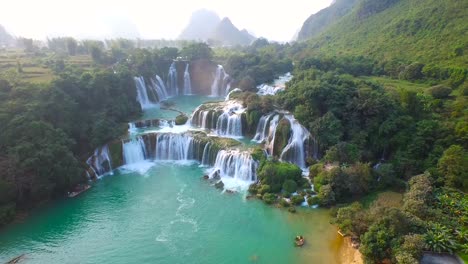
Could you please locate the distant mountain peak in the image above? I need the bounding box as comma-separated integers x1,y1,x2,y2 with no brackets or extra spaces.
179,9,221,40
179,11,255,46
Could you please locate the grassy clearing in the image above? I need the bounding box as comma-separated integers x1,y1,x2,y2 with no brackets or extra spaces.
360,191,404,208
0,49,95,84
359,76,430,92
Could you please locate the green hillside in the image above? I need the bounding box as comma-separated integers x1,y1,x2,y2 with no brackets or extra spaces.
297,0,358,41
301,0,468,67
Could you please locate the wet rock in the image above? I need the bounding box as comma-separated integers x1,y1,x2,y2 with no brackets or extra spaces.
202,175,209,180
212,170,221,180
214,181,224,189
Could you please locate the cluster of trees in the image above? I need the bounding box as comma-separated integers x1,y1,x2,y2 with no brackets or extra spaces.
0,62,141,226
248,158,312,211
275,50,467,261
333,175,467,263
216,38,293,90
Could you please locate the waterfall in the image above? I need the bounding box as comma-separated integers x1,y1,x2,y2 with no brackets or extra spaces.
265,115,280,155
167,62,178,96
257,72,293,96
253,113,273,142
86,145,113,178
151,75,169,101
155,133,195,161
225,88,242,101
123,137,147,164
201,142,213,166
211,65,231,97
134,77,154,110
183,63,192,95
279,115,311,169
190,102,244,137
216,111,243,137
210,149,257,182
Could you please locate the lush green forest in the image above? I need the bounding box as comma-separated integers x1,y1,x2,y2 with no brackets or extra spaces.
0,0,467,261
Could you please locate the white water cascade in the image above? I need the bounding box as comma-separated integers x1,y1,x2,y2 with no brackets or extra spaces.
123,137,147,164
134,77,154,110
210,149,257,183
257,72,293,96
151,75,169,101
183,63,192,95
167,62,178,96
252,113,281,155
155,133,194,161
190,102,245,138
211,65,231,97
279,115,311,169
201,142,213,166
225,88,242,101
86,145,113,178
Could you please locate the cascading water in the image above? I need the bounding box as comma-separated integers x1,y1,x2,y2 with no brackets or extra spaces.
151,75,169,101
216,111,243,137
155,133,194,161
225,88,242,101
183,63,192,95
190,102,245,138
253,113,274,143
167,62,178,96
279,115,311,169
134,76,154,110
257,72,293,96
210,149,257,183
86,145,113,178
211,65,231,97
201,142,213,166
123,137,147,164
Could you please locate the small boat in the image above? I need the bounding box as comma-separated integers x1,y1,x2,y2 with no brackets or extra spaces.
68,184,91,198
295,235,305,247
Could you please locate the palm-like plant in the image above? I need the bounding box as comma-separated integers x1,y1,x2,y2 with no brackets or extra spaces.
425,224,459,254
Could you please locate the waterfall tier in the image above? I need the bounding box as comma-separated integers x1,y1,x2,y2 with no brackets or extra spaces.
133,75,170,110
190,101,245,138
167,62,179,97
211,65,231,97
183,63,192,95
86,145,113,178
257,72,293,96
252,112,317,168
210,149,257,182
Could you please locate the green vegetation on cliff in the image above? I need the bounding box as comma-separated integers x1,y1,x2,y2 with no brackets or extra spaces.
298,0,468,68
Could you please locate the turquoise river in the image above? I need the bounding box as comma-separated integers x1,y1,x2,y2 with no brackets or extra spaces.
0,96,348,264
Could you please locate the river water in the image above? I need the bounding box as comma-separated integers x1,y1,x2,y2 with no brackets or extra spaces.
0,95,344,264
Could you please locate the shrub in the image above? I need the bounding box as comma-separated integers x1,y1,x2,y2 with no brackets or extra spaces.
291,195,305,205
288,206,296,213
175,114,188,125
258,184,271,195
282,179,298,193
428,85,452,99
280,198,290,207
262,193,276,204
307,196,319,206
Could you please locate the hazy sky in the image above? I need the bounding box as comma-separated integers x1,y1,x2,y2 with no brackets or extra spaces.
1,0,333,41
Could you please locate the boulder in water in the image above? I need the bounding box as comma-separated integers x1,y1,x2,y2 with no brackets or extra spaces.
202,175,209,180
214,180,224,189
212,170,221,180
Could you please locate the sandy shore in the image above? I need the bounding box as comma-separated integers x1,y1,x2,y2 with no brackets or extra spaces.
337,236,363,264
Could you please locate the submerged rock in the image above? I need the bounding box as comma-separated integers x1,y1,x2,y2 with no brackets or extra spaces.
214,181,224,189
202,175,209,180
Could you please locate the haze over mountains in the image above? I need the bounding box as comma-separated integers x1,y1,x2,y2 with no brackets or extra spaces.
179,9,255,46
